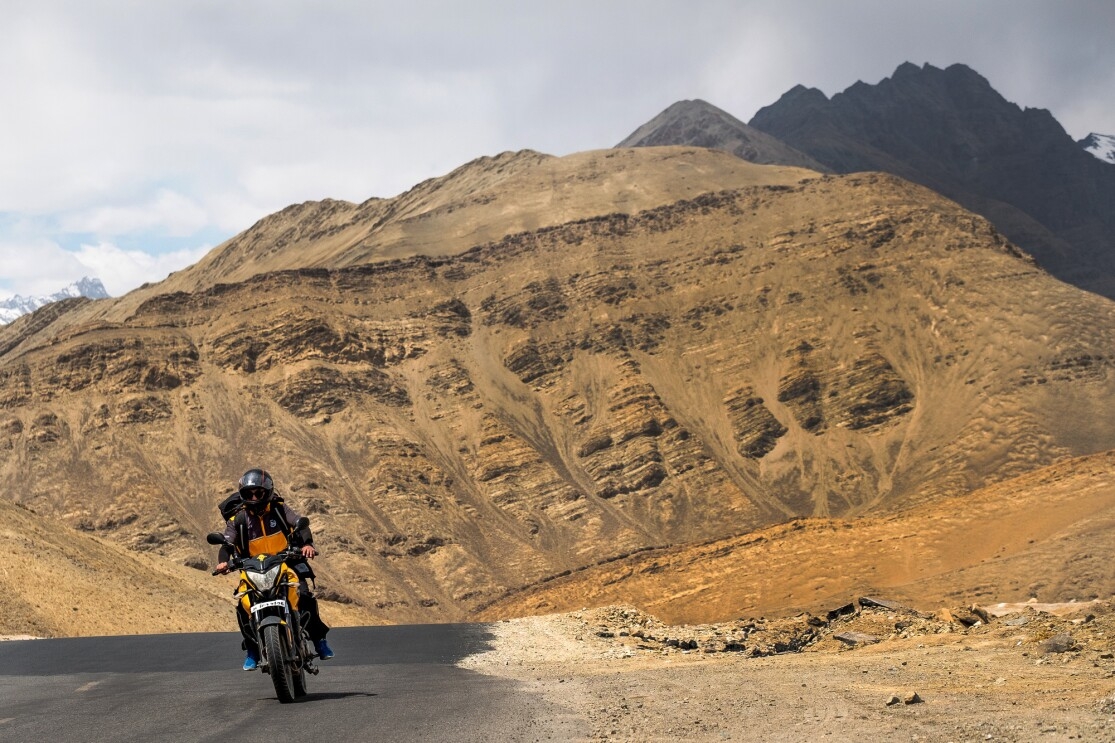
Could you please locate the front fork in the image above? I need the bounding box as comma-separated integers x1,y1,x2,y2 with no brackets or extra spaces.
252,605,317,674
297,611,320,674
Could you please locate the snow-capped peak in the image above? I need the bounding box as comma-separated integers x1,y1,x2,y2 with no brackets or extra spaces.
0,277,110,325
1079,132,1115,164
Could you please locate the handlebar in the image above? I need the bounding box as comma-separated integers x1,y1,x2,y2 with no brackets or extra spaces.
209,546,315,576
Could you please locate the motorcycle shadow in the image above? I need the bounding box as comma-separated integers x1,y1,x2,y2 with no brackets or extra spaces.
279,691,379,703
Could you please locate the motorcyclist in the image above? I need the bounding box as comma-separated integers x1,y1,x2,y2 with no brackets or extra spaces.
214,468,334,670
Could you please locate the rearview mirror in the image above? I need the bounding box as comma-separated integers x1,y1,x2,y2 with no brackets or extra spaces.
206,532,226,545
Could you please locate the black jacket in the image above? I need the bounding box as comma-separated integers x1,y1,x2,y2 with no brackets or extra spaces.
217,498,313,562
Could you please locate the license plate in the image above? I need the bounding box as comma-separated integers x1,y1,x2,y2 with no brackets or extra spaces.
250,599,287,614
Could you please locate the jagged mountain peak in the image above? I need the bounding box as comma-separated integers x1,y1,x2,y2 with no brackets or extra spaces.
750,61,1115,298
891,60,924,78
616,98,829,172
822,61,1006,118
881,61,988,87
615,99,751,147
0,276,109,325
70,277,111,299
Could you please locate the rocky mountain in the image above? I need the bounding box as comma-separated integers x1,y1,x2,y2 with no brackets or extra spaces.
616,100,829,173
617,65,1115,299
480,449,1115,623
3,146,1115,634
746,62,1115,299
131,148,791,300
1080,132,1115,164
0,277,109,325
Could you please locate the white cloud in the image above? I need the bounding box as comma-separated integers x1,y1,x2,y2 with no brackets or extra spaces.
61,190,210,237
0,240,89,298
0,239,211,300
73,242,212,296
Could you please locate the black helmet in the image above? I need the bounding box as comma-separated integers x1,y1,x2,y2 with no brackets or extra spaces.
238,468,274,513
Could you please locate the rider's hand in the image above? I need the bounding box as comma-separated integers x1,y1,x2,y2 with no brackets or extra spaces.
301,545,318,559
215,561,229,574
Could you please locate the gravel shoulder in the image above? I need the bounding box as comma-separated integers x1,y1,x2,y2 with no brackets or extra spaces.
459,601,1115,741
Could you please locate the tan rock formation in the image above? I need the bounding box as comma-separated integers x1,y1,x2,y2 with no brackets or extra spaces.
2,147,1114,634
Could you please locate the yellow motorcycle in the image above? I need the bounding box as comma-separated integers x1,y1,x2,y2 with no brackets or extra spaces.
208,521,318,702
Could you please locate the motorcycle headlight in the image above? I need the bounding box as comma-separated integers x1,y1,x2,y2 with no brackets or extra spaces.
244,565,282,590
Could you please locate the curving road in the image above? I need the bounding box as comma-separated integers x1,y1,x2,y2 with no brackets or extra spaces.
0,625,585,742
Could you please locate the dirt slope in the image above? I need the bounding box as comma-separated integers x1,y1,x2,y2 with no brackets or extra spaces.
478,450,1115,624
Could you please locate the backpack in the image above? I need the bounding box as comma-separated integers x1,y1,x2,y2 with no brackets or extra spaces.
218,492,244,522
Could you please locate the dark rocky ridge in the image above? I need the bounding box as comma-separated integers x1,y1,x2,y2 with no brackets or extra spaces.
748,62,1115,298
617,64,1115,299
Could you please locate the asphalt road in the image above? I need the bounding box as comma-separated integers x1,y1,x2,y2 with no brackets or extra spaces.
0,625,586,742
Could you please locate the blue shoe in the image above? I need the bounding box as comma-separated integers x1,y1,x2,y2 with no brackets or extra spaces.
315,639,334,660
242,648,260,671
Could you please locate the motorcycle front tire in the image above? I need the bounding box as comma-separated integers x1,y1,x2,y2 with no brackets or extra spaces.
262,624,297,703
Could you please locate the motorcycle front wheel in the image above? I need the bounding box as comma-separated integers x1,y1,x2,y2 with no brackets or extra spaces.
262,624,297,703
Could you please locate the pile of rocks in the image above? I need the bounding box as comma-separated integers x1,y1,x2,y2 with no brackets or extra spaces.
567,596,1114,661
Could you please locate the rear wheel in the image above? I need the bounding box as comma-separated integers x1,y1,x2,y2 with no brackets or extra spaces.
292,665,308,698
262,624,296,703
292,638,308,698
291,617,310,698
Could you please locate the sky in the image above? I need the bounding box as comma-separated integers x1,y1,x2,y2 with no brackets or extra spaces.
1,0,1112,301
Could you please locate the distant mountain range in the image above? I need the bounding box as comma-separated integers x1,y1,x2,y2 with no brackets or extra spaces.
620,62,1115,299
0,277,109,324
